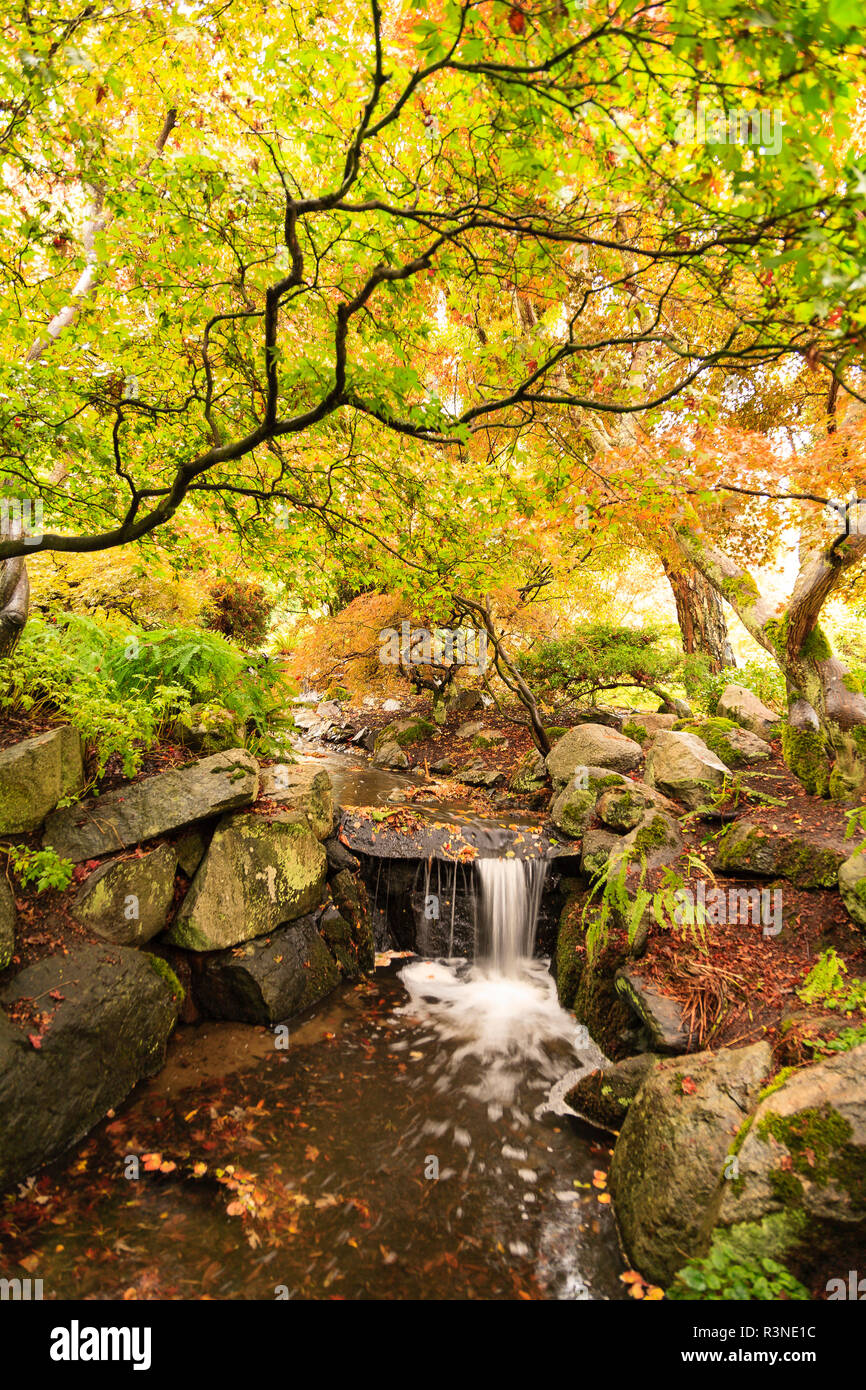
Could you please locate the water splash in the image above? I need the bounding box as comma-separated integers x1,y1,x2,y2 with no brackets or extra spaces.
400,856,588,1108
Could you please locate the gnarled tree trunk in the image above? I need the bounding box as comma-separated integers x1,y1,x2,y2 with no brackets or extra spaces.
661,556,734,674
0,557,29,656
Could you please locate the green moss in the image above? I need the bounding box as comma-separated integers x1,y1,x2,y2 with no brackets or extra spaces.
758,1104,865,1204
555,897,584,1009
781,723,831,797
800,625,832,662
758,1066,798,1102
630,813,670,855
842,673,864,695
769,1168,805,1208
544,726,568,741
145,953,184,1003
622,720,648,745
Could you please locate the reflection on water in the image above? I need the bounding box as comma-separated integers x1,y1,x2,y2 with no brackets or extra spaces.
1,969,625,1301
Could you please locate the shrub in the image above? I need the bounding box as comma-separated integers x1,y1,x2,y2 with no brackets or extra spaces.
519,624,681,706
201,578,273,646
668,1241,808,1301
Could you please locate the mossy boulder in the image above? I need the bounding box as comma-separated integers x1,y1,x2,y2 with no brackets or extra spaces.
555,895,584,1008
508,749,548,793
330,867,375,972
565,1053,660,1131
550,778,597,838
371,740,410,769
716,684,781,738
681,718,772,768
715,1045,866,1260
165,810,327,950
259,764,335,840
546,724,643,785
193,915,340,1025
580,827,622,879
781,723,832,797
375,717,436,750
609,1042,773,1286
838,850,866,931
171,702,244,754
0,878,15,972
44,749,260,862
597,784,654,831
620,809,684,871
622,713,677,745
72,843,178,946
0,725,84,834
716,819,845,889
644,730,730,810
0,943,181,1190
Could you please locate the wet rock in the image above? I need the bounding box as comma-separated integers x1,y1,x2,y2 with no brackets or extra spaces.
838,850,866,930
44,750,259,862
644,730,729,810
546,724,643,783
0,878,15,971
323,835,361,874
609,1042,773,1286
716,684,781,738
259,764,335,840
565,1053,660,1131
372,741,410,770
455,763,506,788
0,726,84,834
193,916,339,1025
72,843,178,945
0,944,182,1190
716,819,846,889
164,810,327,951
615,967,689,1052
330,868,375,972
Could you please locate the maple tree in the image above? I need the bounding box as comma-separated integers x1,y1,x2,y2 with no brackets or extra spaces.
1,0,866,784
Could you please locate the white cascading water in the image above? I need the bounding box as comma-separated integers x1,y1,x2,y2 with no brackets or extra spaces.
400,856,602,1110
475,857,548,973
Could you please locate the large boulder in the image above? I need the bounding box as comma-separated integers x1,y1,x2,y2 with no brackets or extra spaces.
193,916,339,1025
374,717,436,750
838,850,866,930
43,749,259,861
644,730,729,810
546,725,643,784
0,877,15,971
609,1042,773,1286
508,748,548,793
717,819,846,889
259,763,335,840
72,844,178,945
716,684,781,738
171,702,244,754
164,810,327,951
0,726,84,833
550,766,632,839
330,868,375,972
713,1046,866,1275
0,944,182,1189
621,712,678,744
372,741,410,770
681,718,772,768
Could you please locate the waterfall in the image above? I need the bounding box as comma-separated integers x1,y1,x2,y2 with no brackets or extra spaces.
475,857,548,976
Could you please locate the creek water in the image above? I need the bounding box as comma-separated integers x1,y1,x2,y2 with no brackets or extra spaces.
3,855,626,1301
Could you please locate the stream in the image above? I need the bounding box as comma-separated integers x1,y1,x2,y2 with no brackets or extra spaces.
4,755,628,1301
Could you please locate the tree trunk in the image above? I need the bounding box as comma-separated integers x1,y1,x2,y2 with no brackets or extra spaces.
0,557,29,656
661,557,734,673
